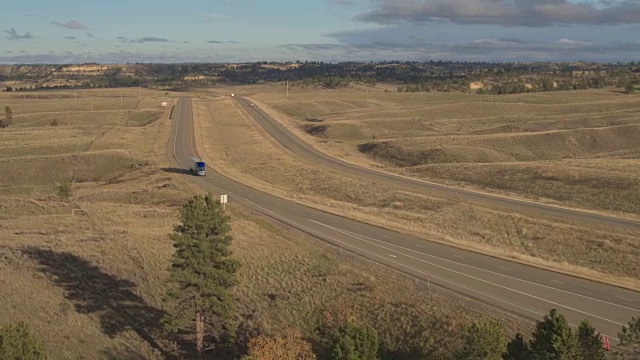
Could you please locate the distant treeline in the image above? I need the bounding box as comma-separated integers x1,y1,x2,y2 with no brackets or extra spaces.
2,61,639,94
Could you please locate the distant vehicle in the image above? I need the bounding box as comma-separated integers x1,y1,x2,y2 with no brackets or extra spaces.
189,157,206,176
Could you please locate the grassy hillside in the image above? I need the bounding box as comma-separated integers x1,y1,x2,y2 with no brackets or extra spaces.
0,88,530,359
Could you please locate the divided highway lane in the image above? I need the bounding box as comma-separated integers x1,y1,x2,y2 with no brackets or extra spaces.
168,97,639,339
235,97,640,232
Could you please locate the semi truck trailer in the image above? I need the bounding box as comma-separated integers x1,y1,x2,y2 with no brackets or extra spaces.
189,157,206,176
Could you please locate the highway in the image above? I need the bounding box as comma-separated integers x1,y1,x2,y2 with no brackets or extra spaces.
235,97,640,232
168,97,639,339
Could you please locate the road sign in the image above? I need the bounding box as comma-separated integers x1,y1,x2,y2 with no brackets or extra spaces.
220,195,228,211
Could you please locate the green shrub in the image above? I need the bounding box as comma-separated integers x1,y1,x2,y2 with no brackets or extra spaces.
0,322,48,360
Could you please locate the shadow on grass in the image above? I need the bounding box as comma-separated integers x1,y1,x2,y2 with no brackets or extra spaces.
22,247,182,360
161,167,192,175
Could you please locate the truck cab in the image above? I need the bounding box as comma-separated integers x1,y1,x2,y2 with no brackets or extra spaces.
189,157,206,176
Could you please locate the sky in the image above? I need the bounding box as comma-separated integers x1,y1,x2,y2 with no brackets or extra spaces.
1,0,639,64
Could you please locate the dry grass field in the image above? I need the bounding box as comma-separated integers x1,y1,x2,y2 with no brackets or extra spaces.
250,88,640,217
0,88,530,359
193,92,640,291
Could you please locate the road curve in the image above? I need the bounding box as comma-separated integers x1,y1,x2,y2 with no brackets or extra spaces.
235,97,640,232
168,97,639,339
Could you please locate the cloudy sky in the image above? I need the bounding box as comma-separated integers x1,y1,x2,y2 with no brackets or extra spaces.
1,0,639,64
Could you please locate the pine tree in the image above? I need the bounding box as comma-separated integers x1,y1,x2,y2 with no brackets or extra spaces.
163,193,240,355
503,333,529,360
529,309,579,360
618,316,640,358
0,322,48,360
456,320,506,360
577,320,605,360
332,320,380,360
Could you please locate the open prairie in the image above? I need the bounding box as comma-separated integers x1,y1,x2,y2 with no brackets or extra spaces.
0,88,529,358
195,89,640,290
250,88,640,216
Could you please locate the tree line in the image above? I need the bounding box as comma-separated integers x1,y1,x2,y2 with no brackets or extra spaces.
2,61,639,94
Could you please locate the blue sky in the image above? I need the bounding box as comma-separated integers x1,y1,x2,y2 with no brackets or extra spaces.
1,0,639,63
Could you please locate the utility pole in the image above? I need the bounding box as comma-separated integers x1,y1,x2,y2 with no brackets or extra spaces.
286,81,289,98
90,98,93,111
121,93,123,108
74,92,77,101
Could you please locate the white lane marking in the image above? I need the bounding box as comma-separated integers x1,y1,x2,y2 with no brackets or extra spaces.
415,244,425,248
552,280,566,285
308,220,640,313
389,254,397,258
241,205,618,339
453,255,464,259
309,219,628,326
615,296,633,302
173,100,622,340
499,267,511,271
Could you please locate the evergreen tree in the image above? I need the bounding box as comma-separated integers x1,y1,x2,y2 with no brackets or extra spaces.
332,320,380,360
529,309,579,360
457,320,506,360
618,316,640,358
503,333,529,360
163,193,240,355
0,322,48,360
577,320,605,360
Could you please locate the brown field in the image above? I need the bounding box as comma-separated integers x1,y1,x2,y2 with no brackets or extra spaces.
249,88,640,217
193,91,640,290
0,88,530,359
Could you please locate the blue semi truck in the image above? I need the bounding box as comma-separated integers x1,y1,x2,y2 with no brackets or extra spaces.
189,157,206,176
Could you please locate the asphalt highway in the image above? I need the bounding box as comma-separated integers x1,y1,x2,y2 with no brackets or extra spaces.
235,97,640,232
168,97,639,339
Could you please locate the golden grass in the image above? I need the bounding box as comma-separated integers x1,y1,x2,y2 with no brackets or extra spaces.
0,88,531,359
247,88,640,218
192,96,640,290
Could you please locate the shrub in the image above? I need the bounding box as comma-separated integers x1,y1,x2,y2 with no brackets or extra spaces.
0,322,48,360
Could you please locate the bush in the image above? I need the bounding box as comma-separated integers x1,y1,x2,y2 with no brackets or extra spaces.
244,328,316,360
0,322,48,360
332,320,380,360
625,82,636,94
50,119,58,126
56,181,73,199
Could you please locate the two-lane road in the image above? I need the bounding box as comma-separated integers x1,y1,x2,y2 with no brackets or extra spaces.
235,97,640,232
168,97,639,339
